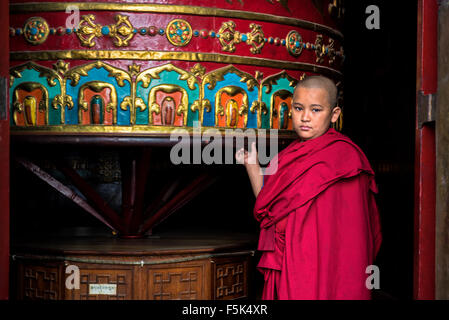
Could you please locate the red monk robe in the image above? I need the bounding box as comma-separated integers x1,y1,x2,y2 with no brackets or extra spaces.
254,128,382,300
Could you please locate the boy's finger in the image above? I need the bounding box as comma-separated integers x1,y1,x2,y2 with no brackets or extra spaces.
251,142,257,151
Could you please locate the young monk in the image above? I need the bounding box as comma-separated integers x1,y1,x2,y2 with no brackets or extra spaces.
235,76,382,300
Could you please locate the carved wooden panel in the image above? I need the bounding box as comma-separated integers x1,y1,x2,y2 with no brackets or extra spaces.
14,251,254,300
146,265,205,300
214,260,247,300
22,264,60,300
66,267,134,300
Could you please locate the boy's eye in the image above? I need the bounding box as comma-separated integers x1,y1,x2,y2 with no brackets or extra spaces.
312,108,322,113
294,106,303,111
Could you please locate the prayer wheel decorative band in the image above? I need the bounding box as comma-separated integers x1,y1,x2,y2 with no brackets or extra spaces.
9,0,344,136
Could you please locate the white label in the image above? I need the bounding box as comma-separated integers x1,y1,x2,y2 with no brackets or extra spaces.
89,284,117,295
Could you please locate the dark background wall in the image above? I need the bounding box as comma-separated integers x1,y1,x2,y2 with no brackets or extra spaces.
342,0,417,299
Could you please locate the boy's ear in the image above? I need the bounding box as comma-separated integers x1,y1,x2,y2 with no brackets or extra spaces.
330,106,342,123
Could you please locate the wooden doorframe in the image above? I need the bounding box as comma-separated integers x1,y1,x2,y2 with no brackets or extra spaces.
414,0,437,300
0,0,9,300
436,0,449,300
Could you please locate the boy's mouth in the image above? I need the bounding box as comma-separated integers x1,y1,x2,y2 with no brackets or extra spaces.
299,126,312,131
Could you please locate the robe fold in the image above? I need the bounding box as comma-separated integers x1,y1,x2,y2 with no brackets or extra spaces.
254,128,382,300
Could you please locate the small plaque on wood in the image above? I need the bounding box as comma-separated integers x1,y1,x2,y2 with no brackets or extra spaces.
89,284,117,295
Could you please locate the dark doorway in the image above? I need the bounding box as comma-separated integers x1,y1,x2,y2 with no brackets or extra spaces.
343,0,417,299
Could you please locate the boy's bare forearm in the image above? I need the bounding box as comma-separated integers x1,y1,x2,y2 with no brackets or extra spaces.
245,164,263,197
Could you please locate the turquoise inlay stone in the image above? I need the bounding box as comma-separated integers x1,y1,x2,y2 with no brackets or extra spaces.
210,31,216,37
101,26,110,35
50,28,56,35
140,28,147,35
295,41,300,48
133,28,137,33
281,39,286,46
15,28,22,36
66,28,72,34
193,30,199,37
176,29,183,36
241,34,248,42
159,28,165,35
269,38,274,44
30,27,38,35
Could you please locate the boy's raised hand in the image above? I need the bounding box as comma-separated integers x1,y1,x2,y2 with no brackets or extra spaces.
235,141,258,166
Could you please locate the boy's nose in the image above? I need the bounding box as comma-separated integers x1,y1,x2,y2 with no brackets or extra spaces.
301,111,311,122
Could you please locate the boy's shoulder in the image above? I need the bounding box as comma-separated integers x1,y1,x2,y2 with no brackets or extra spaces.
327,132,366,157
322,132,372,171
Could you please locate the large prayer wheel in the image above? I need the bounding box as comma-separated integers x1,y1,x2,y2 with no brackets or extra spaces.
9,0,344,136
9,0,344,300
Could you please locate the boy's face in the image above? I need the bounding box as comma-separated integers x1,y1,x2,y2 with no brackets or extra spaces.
291,86,341,141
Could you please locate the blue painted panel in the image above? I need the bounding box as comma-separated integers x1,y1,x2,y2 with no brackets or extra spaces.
136,70,199,126
65,67,131,125
261,77,294,129
203,72,259,128
9,68,62,126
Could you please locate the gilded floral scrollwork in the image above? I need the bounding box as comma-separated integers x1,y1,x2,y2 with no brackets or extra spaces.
128,63,141,77
250,100,268,115
314,35,325,64
52,94,74,112
53,60,69,76
190,63,210,124
327,38,336,65
136,64,197,90
218,21,265,54
261,70,298,94
10,61,60,87
203,65,258,91
134,97,146,112
246,23,265,54
50,60,73,123
76,15,102,47
218,21,242,53
120,96,133,112
109,15,135,47
76,14,135,48
66,61,131,87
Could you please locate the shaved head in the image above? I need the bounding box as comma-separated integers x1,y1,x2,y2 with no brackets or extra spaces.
294,76,338,109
